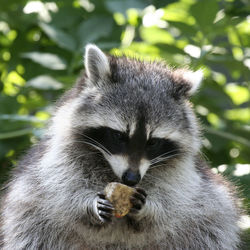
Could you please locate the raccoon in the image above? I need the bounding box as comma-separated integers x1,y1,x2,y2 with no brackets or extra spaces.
0,44,240,250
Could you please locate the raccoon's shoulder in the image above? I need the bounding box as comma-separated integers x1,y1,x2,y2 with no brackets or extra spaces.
18,139,48,168
0,139,49,213
194,155,238,199
194,155,224,184
4,139,49,185
194,155,213,181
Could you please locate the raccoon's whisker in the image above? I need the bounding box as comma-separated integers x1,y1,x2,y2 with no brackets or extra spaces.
199,151,209,162
74,132,112,156
74,140,111,156
143,173,164,183
71,133,112,156
150,156,175,166
150,153,183,166
150,149,180,163
82,134,112,154
73,151,103,162
82,142,110,156
149,164,167,170
149,153,184,167
150,150,180,164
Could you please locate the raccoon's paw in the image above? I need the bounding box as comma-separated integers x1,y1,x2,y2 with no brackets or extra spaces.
129,187,147,214
95,192,114,223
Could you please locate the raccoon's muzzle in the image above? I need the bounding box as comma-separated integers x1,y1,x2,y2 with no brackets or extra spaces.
122,169,141,186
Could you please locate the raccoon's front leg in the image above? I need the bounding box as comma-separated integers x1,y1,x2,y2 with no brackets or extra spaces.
129,187,147,214
95,192,114,223
125,188,148,231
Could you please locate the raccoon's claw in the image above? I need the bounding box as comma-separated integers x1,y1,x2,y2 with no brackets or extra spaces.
97,191,105,198
130,187,147,213
135,187,147,198
96,192,114,223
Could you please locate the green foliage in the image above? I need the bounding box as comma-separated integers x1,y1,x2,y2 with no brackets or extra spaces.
0,0,249,246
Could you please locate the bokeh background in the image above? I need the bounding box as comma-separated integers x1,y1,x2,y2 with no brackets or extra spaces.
0,0,249,247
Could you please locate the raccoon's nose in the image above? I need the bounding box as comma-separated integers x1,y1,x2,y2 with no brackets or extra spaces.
122,170,141,186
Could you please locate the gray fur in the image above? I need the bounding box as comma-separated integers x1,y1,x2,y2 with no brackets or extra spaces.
0,45,240,249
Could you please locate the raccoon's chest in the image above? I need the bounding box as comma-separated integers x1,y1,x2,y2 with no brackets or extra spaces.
77,217,152,248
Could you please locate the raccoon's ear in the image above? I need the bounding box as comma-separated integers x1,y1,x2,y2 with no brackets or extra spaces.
84,44,110,84
170,69,203,98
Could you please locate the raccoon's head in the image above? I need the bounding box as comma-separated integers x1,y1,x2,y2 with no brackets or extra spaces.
67,44,203,186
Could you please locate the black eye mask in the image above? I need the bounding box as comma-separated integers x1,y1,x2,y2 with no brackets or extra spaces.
82,126,180,162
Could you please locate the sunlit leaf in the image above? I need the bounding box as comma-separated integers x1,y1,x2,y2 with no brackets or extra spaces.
225,83,250,105
3,71,25,96
163,1,194,24
140,27,174,44
22,52,67,70
40,23,76,51
226,108,250,122
26,75,63,90
114,42,161,60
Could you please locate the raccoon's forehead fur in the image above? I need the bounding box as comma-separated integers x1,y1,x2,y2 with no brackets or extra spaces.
84,57,187,128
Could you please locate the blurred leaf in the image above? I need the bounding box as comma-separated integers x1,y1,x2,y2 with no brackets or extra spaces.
50,6,83,29
0,80,3,92
205,126,250,147
167,21,197,36
225,108,250,122
22,52,67,70
225,84,250,105
0,95,19,114
105,0,147,14
77,16,114,47
116,42,160,59
0,114,42,123
157,43,186,55
140,27,174,44
26,75,63,90
40,23,76,51
190,0,218,31
153,0,178,9
224,0,250,18
163,1,193,23
0,128,33,140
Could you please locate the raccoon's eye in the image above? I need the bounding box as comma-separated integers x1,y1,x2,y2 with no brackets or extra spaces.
147,138,161,148
146,137,180,160
112,131,128,143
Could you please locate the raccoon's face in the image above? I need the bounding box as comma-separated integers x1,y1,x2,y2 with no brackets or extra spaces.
70,45,203,186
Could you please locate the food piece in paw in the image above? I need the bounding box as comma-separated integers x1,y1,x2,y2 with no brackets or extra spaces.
104,182,135,218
